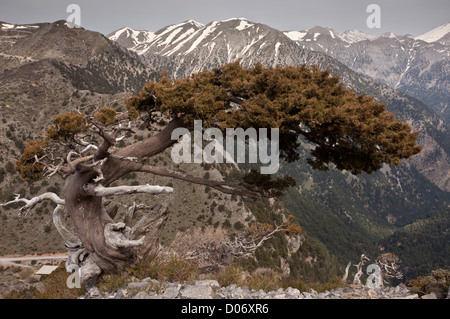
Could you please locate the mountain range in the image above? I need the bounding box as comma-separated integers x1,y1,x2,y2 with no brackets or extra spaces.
285,23,450,124
0,18,448,281
109,19,450,124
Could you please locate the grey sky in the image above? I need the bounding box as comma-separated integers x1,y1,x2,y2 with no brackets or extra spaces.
0,0,449,36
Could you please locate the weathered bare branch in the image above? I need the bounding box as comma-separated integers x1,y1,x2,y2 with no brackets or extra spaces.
1,192,65,216
34,154,65,178
83,183,173,197
342,261,352,283
80,144,98,155
122,202,151,227
353,254,370,285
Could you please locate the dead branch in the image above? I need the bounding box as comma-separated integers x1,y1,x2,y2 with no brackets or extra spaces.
83,183,174,197
353,254,370,285
104,222,144,249
342,261,352,283
34,154,65,178
1,192,65,216
80,144,99,155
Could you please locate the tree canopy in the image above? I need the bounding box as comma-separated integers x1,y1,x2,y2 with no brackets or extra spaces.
126,61,422,175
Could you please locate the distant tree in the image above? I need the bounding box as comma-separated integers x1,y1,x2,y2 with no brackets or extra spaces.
376,252,403,285
2,62,421,289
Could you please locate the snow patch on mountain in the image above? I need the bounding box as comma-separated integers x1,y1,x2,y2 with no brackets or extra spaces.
236,19,254,31
284,31,308,41
0,23,15,29
0,22,40,30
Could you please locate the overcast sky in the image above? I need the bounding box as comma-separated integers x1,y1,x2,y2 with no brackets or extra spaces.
1,0,449,36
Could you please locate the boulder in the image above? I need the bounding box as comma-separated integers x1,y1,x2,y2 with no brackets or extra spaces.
133,291,151,299
195,280,220,289
180,284,214,299
421,292,437,299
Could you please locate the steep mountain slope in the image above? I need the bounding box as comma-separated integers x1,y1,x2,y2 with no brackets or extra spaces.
284,23,450,124
0,21,156,93
113,18,321,78
381,208,450,279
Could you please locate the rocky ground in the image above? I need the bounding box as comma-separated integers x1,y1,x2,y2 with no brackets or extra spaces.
81,277,436,300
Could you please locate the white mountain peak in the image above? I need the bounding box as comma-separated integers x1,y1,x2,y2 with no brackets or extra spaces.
181,20,205,29
415,22,450,43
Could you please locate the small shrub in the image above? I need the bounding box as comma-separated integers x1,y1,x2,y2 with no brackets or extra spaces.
216,264,245,287
244,268,282,292
408,269,450,299
98,271,132,292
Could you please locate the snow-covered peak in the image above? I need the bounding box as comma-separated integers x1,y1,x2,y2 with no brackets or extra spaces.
107,27,156,51
415,22,450,43
182,20,204,29
108,27,130,41
218,18,255,31
340,29,376,43
222,17,248,22
235,19,254,31
379,32,398,39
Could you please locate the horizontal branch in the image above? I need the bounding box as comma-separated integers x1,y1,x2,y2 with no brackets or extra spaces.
128,162,259,201
1,192,65,216
84,183,173,197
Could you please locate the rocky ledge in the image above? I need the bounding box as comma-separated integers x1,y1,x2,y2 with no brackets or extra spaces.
80,278,430,299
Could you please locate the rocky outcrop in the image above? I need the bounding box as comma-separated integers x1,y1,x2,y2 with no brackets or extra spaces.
81,278,420,299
